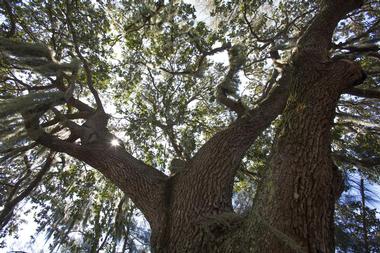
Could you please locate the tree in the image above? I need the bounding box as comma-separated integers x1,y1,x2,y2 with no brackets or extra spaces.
335,178,380,253
0,0,380,252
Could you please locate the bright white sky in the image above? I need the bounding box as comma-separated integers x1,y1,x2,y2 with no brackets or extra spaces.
2,1,379,252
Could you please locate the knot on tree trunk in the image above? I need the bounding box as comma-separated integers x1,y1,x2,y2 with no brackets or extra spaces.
332,164,345,200
196,212,244,240
333,59,367,88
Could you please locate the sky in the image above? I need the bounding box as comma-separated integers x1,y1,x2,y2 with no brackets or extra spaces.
4,203,49,253
2,1,379,252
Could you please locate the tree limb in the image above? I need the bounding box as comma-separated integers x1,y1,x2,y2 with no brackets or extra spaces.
65,0,104,112
333,153,380,168
22,107,168,225
124,0,165,33
52,75,95,113
180,0,364,214
337,19,380,47
345,87,380,99
1,0,16,38
0,152,54,229
297,0,364,60
335,44,380,53
160,43,231,76
179,66,291,211
216,44,247,117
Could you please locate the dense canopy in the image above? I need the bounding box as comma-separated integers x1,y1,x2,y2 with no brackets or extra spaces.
0,0,379,252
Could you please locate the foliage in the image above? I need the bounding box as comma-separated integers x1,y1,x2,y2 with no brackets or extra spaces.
0,0,379,251
336,200,380,253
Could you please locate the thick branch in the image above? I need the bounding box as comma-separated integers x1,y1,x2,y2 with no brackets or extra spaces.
22,109,168,224
177,0,364,216
216,92,247,117
216,44,247,116
333,153,380,168
297,0,363,60
257,50,282,102
177,67,291,211
345,87,380,99
53,76,95,112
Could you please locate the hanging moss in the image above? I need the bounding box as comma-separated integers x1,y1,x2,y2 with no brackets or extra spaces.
0,92,64,118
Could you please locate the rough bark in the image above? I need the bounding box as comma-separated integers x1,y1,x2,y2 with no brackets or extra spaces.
240,1,365,253
152,61,291,252
246,59,364,253
23,111,169,240
23,42,291,253
20,1,367,252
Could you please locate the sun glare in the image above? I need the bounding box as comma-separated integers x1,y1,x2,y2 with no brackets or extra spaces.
111,139,120,146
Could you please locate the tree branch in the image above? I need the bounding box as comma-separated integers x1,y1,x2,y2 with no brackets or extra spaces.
216,92,247,117
345,87,380,99
257,50,282,103
337,19,380,47
297,0,364,60
243,3,315,50
335,44,380,53
0,152,54,229
1,0,16,38
22,106,168,225
52,76,95,113
124,0,165,33
178,66,291,211
333,153,380,168
65,0,104,112
160,43,231,76
216,44,247,117
177,0,364,215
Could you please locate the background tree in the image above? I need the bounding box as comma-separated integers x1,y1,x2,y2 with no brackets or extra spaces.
0,0,379,252
335,177,380,253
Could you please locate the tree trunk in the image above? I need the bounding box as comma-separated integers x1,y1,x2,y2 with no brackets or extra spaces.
148,1,365,252
4,0,374,251
241,58,364,253
19,1,365,252
150,63,364,253
150,1,365,251
151,143,238,252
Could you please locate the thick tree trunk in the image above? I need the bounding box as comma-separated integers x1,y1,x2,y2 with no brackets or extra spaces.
246,59,363,253
150,64,364,253
150,2,364,253
148,2,365,252
21,1,365,252
151,79,290,252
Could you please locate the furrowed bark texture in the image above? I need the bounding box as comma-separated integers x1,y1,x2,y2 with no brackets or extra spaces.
241,1,365,253
23,115,168,239
152,60,291,252
21,1,366,252
247,59,364,253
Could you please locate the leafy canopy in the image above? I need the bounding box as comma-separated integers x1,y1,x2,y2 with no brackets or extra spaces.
0,0,379,251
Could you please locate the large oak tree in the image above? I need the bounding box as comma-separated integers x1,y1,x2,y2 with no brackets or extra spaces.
1,0,380,252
